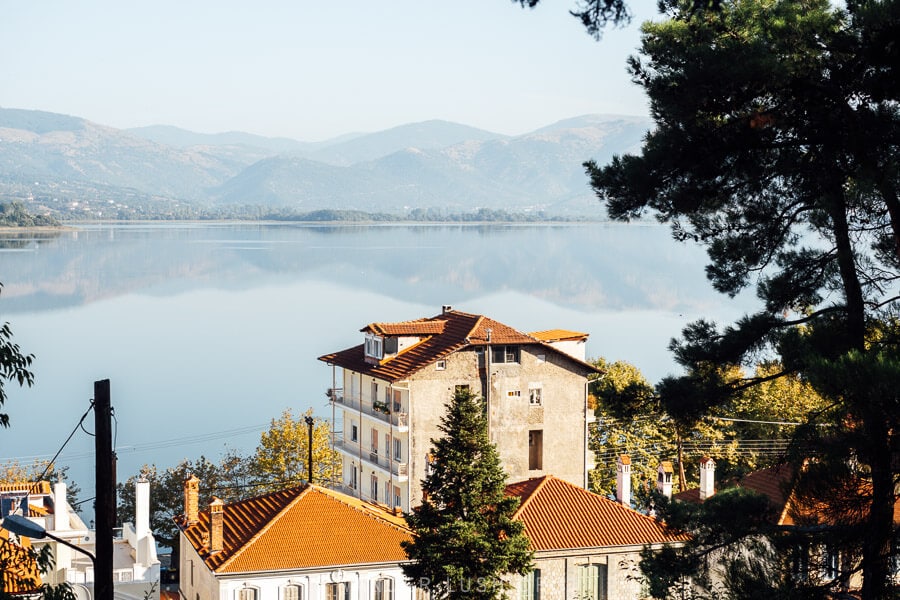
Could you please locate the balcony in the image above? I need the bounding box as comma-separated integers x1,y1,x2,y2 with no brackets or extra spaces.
328,388,409,431
333,438,409,481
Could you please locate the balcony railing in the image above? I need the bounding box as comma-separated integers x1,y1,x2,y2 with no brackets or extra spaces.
329,388,408,430
333,438,409,480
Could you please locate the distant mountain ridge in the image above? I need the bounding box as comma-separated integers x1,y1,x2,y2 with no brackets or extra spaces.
0,107,651,217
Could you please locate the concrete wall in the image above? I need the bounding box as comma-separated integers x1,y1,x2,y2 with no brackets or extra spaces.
510,547,649,600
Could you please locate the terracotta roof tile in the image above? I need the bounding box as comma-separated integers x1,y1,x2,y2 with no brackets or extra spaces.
320,309,600,382
0,536,42,594
0,482,51,494
178,485,411,573
506,476,687,551
529,329,589,342
365,320,446,336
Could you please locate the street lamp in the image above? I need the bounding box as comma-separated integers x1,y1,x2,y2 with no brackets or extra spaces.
1,513,96,567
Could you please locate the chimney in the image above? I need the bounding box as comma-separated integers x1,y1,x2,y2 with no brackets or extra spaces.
442,305,452,314
135,478,151,537
135,478,151,566
699,456,716,500
209,497,224,553
656,461,673,499
616,454,632,507
53,480,70,531
184,475,200,525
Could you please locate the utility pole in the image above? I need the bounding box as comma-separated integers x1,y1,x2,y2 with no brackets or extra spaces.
305,415,314,484
94,379,115,600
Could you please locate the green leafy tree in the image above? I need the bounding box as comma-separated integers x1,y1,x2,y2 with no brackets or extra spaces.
116,455,247,553
588,0,900,595
0,283,34,430
248,408,340,492
401,388,532,600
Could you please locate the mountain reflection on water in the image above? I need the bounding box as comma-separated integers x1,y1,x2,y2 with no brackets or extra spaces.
0,222,754,503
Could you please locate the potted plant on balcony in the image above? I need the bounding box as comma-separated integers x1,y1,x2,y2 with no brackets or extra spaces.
373,400,390,414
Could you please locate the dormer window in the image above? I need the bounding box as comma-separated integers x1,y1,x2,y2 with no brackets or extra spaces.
365,334,384,360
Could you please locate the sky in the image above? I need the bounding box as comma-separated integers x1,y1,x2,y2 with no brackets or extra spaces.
1,0,659,142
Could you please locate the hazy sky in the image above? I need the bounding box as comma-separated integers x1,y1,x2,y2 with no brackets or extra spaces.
2,0,658,141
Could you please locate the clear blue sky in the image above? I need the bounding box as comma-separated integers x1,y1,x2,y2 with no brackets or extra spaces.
1,0,658,141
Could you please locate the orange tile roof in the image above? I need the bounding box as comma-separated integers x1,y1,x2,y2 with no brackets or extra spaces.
0,482,52,494
528,329,589,342
674,463,795,517
506,475,688,551
1,536,42,594
320,309,600,382
177,484,411,573
365,320,446,336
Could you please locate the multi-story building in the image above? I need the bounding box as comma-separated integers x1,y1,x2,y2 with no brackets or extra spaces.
319,306,600,513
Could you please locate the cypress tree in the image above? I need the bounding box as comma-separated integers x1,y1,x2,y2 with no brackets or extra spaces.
401,388,532,600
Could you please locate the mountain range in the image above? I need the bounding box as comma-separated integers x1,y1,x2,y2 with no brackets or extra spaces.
0,107,652,216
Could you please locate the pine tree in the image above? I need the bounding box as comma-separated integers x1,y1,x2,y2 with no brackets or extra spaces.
401,388,532,600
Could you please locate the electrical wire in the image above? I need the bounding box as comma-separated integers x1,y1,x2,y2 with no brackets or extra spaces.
26,402,95,494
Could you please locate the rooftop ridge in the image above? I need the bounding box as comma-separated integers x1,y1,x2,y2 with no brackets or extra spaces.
511,475,553,520
215,485,310,572
313,486,411,533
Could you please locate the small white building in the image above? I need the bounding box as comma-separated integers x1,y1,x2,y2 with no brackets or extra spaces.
0,479,160,600
176,476,417,600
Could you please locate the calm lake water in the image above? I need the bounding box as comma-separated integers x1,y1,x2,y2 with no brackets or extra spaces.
0,222,753,506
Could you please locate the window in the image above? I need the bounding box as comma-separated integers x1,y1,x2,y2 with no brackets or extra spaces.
394,485,402,508
393,389,402,412
507,390,522,398
372,381,379,403
365,334,383,359
823,545,839,581
371,474,379,501
529,385,542,406
325,583,350,600
436,360,446,370
385,433,391,457
238,588,258,600
394,438,402,461
371,428,379,453
793,544,809,582
492,345,520,363
529,430,543,470
577,564,607,600
283,585,303,600
374,578,394,600
349,464,357,490
519,569,540,600
350,423,358,442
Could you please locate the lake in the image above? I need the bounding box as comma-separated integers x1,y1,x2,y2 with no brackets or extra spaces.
0,222,753,509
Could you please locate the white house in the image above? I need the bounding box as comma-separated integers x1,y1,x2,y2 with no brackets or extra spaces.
176,476,418,600
0,479,160,600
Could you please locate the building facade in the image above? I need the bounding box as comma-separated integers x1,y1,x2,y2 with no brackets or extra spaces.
318,306,600,512
506,475,688,600
176,478,417,600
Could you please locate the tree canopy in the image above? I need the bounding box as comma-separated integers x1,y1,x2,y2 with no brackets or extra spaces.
0,284,34,430
588,0,900,595
401,388,532,600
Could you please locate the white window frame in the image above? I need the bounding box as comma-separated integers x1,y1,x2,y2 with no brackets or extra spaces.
238,588,259,600
519,569,540,600
394,438,402,461
325,582,350,600
435,360,446,370
374,578,394,600
529,384,542,406
282,584,304,600
365,334,384,359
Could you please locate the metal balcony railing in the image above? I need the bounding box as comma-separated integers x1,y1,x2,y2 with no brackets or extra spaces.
333,438,409,480
329,388,408,429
